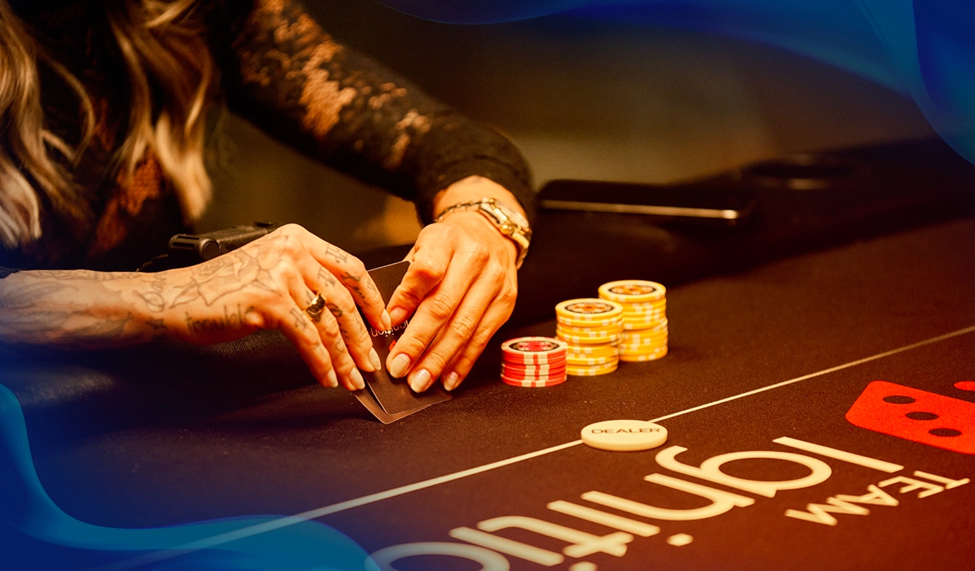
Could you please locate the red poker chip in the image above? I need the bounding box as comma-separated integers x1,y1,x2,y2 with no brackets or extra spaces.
501,336,568,365
501,367,568,380
501,375,568,388
501,361,567,374
501,370,568,382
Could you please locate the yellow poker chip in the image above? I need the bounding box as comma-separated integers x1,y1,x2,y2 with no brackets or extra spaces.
564,343,619,355
567,347,619,360
622,321,666,332
599,280,666,304
567,354,619,366
567,361,619,376
620,331,668,344
557,316,623,329
559,332,622,345
623,319,668,332
556,299,623,322
620,298,667,310
619,348,669,362
618,343,668,355
556,322,624,335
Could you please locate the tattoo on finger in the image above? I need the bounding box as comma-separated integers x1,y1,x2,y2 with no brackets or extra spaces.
317,267,338,288
324,244,349,264
291,306,309,330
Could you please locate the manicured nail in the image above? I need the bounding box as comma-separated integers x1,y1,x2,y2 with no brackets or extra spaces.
369,348,383,372
380,310,392,331
389,307,408,326
388,353,411,378
326,369,339,388
443,371,460,391
409,369,432,393
351,368,366,391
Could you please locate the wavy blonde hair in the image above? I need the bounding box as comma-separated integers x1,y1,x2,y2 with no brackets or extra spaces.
0,0,214,249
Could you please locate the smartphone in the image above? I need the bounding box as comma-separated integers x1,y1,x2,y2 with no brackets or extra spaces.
537,179,758,228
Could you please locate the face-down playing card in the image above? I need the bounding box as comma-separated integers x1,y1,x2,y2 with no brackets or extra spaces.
353,260,450,423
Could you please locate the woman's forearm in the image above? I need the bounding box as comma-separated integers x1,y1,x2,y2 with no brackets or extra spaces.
0,269,162,348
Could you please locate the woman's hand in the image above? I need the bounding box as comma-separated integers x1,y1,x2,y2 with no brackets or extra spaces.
383,177,525,393
152,224,390,390
0,224,390,391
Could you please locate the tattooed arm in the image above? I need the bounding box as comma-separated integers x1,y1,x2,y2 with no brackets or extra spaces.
0,225,390,391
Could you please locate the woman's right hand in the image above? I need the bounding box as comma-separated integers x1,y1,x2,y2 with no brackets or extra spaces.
144,224,390,390
0,225,386,390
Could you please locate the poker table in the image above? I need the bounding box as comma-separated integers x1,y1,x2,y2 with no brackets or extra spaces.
2,137,975,570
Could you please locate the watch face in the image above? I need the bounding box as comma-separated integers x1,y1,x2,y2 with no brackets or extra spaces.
494,201,529,228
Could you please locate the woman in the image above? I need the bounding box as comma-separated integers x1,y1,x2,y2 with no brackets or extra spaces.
0,0,534,394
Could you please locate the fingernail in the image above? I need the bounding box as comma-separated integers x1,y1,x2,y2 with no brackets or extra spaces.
351,368,366,391
369,348,383,372
388,353,411,378
443,371,460,391
409,369,431,393
381,310,392,331
389,307,408,326
326,369,339,388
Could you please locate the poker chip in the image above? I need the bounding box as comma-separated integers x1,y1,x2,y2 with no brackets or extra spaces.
501,376,568,388
556,323,624,336
501,337,569,365
600,280,668,362
554,298,622,377
598,280,666,304
567,353,620,366
555,299,623,321
501,362,567,375
499,336,569,387
619,348,669,362
565,344,619,356
567,361,619,376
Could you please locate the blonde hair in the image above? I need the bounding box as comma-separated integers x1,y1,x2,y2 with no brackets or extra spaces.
0,0,214,249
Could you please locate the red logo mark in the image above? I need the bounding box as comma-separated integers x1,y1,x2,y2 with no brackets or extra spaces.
846,381,975,455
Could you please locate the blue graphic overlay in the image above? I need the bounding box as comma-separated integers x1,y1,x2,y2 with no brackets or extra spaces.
374,0,975,165
0,383,371,570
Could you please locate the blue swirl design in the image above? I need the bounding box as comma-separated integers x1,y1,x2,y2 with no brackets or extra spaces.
0,383,371,570
376,0,975,166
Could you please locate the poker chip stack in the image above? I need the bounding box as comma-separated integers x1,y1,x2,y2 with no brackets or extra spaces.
599,280,668,362
500,337,569,387
555,299,623,376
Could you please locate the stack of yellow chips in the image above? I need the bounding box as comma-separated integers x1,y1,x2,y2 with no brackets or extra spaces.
598,280,668,362
555,298,623,376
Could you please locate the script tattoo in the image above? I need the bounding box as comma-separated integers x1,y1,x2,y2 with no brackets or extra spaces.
327,302,342,317
341,271,366,300
185,305,255,334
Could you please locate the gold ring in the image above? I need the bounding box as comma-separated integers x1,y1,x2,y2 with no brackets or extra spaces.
305,292,326,322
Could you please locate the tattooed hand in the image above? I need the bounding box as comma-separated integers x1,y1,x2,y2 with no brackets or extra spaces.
0,224,389,391
383,176,524,393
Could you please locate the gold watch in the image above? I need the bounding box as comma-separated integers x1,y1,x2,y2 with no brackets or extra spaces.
434,197,532,268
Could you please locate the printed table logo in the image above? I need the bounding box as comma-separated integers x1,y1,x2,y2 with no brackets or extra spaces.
846,380,975,454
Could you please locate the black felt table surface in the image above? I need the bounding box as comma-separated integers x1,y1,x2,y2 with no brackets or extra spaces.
19,216,975,570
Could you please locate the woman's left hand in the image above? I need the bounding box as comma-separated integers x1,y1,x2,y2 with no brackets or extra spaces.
383,178,524,393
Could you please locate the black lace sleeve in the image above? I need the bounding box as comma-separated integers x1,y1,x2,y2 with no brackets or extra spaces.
0,268,21,279
212,0,535,224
